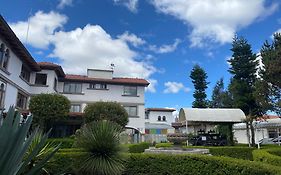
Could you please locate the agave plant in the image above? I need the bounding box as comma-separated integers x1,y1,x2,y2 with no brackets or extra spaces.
75,120,126,175
0,107,60,175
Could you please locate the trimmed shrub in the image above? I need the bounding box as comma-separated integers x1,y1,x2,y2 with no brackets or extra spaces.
83,101,128,127
128,142,150,153
45,151,87,174
184,146,255,160
253,149,281,167
124,154,281,175
47,138,74,149
155,142,173,148
267,148,281,157
29,93,70,130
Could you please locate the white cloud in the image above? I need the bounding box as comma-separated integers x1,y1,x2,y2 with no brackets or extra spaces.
57,0,73,9
50,24,156,78
117,31,146,47
10,11,157,81
146,79,157,93
113,0,139,13
151,0,278,47
9,11,67,49
163,81,191,94
149,39,181,53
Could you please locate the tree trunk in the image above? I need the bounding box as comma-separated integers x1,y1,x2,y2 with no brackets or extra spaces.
228,124,234,146
250,118,256,147
245,119,251,147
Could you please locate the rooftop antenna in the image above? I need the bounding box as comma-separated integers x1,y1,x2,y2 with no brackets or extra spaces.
25,8,32,44
110,63,115,70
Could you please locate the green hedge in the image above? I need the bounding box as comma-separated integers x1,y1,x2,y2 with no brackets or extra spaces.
128,142,150,153
184,146,255,160
124,154,281,175
155,142,173,148
253,149,281,167
45,151,86,174
47,138,74,149
46,149,281,175
267,148,281,157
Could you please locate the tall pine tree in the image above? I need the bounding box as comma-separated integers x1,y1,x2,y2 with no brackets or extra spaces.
228,36,261,146
210,78,232,108
257,33,281,115
190,65,209,108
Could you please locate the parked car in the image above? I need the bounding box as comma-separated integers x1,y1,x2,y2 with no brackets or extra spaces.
189,133,227,146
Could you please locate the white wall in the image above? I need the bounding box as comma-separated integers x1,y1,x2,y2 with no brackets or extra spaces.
0,38,33,111
31,70,58,94
59,83,144,104
233,128,269,144
146,111,174,125
59,81,146,133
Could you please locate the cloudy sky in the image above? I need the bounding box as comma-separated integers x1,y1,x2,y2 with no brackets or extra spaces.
1,0,280,110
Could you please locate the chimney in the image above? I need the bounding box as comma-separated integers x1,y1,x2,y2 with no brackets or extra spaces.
87,69,113,79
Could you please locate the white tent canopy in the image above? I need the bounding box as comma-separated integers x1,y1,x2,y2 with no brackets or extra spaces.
179,108,246,123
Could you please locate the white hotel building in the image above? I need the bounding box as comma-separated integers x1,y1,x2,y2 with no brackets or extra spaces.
0,15,149,138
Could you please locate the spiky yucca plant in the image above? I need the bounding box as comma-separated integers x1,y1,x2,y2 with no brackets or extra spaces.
0,107,60,175
75,120,126,175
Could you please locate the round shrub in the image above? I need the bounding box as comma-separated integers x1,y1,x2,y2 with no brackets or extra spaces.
84,101,128,128
29,93,70,129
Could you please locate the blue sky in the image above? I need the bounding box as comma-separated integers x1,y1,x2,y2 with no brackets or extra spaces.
1,0,281,110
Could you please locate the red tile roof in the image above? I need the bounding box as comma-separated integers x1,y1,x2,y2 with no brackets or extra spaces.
257,115,280,121
37,62,65,77
146,108,176,112
64,74,150,86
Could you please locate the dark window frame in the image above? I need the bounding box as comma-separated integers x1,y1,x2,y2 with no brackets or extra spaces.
20,65,31,83
16,91,28,109
123,86,137,96
35,73,47,85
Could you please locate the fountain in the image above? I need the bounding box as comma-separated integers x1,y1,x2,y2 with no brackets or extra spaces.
144,121,209,155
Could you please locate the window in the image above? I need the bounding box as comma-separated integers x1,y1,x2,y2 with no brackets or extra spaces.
3,49,9,69
35,73,47,85
63,82,82,93
54,78,58,91
70,104,81,112
0,44,9,70
162,116,166,121
20,65,30,82
124,106,137,116
16,91,28,109
145,111,149,119
158,116,161,121
0,83,5,109
123,86,137,96
89,83,107,89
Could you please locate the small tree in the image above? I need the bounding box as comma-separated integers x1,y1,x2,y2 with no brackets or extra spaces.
29,93,70,130
190,65,209,108
84,101,129,128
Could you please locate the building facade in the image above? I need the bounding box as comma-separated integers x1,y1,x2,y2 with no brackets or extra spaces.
144,108,175,143
0,15,149,138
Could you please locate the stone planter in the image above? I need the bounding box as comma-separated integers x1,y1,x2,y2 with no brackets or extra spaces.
167,133,188,145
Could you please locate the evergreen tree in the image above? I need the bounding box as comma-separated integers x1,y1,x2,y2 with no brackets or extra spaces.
210,78,233,108
257,33,281,115
228,36,261,146
190,65,209,108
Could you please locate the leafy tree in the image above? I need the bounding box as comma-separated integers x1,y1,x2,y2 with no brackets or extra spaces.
190,65,209,108
75,120,126,175
210,78,233,108
0,107,60,175
256,33,281,115
228,36,261,146
29,94,71,130
84,101,128,128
